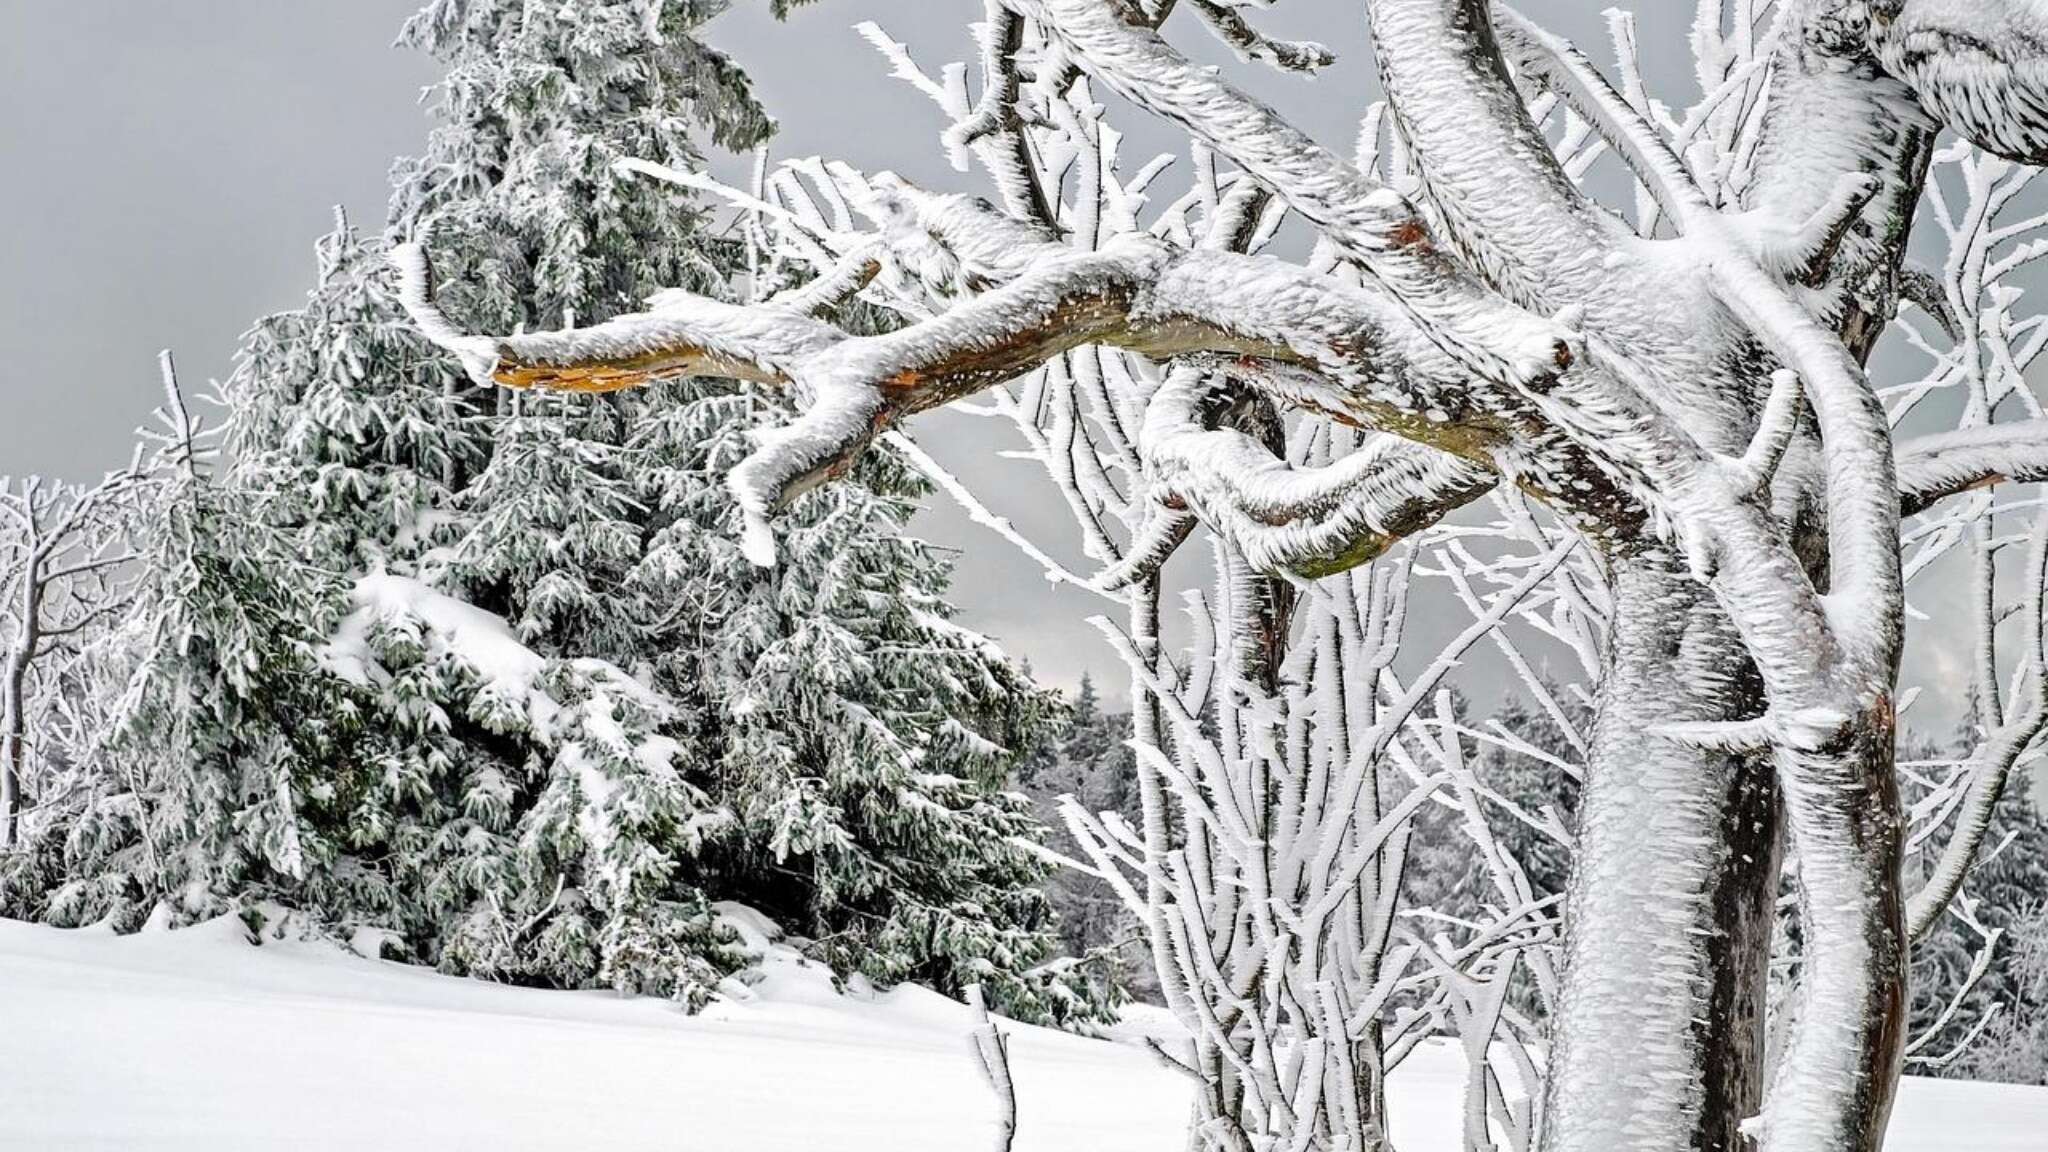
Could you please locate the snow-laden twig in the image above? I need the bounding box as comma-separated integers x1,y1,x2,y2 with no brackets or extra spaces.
965,985,1018,1152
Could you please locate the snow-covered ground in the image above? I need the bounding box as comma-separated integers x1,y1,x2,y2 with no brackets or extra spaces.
1,911,2040,1151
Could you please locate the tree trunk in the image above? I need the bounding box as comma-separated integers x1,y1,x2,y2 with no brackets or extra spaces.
1756,720,1907,1150
1355,1018,1392,1152
1541,559,1780,1152
1,650,27,851
1,753,20,850
1,576,44,852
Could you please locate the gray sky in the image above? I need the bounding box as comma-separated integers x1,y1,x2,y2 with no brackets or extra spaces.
0,2,2006,733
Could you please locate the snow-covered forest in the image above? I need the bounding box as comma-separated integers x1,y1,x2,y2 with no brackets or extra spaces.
5,1,2048,1149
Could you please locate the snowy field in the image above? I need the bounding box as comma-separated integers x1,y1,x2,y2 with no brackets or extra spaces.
1,912,2041,1152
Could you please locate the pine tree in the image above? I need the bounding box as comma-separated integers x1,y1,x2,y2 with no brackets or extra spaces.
197,0,774,988
1013,676,1143,1003
36,366,368,931
630,384,1103,1023
387,0,769,333
523,663,741,1005
321,571,533,960
388,0,770,664
227,212,480,579
450,402,645,656
24,0,1095,1024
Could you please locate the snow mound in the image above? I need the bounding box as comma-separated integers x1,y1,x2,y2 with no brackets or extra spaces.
323,571,543,697
319,571,671,743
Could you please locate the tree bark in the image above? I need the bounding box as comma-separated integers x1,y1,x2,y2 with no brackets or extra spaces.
0,580,39,852
1541,559,1779,1152
1,649,29,851
1756,719,1907,1151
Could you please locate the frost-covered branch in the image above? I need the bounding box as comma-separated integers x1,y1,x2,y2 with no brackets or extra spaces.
1896,419,2048,516
0,375,158,849
1366,0,1621,306
1894,136,2048,950
1905,505,2048,940
1001,0,1579,390
1865,0,2048,166
398,180,1642,569
1140,366,1496,578
1904,899,2005,1069
1184,1,1335,75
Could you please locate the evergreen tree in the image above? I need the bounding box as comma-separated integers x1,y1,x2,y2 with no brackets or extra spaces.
227,212,480,579
378,0,1087,1021
388,0,769,663
30,369,367,932
451,402,645,656
1905,749,2048,1082
1013,676,1143,1003
629,384,1100,1023
11,0,1097,1025
387,0,768,334
215,0,773,985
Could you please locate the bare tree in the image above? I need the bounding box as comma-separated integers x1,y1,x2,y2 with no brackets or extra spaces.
397,2,2048,1149
0,435,147,849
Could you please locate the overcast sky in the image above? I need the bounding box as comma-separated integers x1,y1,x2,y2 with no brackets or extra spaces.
0,2,2013,734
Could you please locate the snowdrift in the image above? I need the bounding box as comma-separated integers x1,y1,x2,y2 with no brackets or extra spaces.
0,910,2039,1150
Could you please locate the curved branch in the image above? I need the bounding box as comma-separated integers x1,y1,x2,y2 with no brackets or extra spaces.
394,242,841,391
1904,710,2044,939
1141,366,1497,579
943,1,1055,225
399,208,1611,567
1001,0,1578,391
760,248,883,316
1898,263,1961,341
1366,0,1620,307
1903,501,2048,941
1496,4,1881,284
1488,3,1905,679
1867,0,2048,167
1744,1,1936,358
1087,499,1197,593
1185,0,1336,74
1895,419,2048,517
1493,5,1707,232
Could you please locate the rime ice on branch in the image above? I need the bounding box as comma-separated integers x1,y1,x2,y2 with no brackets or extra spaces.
398,2,2048,1150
